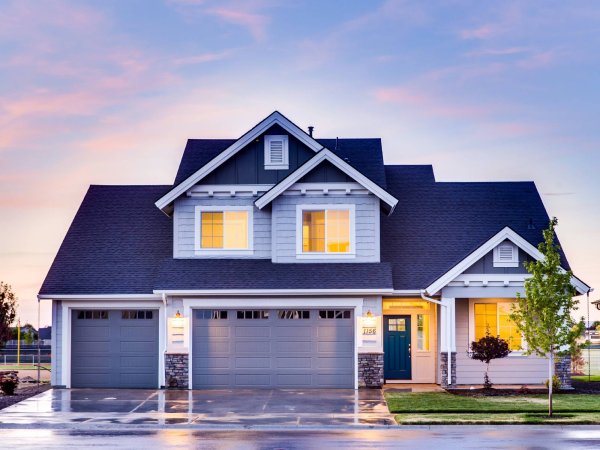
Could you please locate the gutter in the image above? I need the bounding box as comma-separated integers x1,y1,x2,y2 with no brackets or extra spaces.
420,290,452,387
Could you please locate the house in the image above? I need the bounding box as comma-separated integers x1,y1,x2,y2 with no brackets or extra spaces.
39,111,589,390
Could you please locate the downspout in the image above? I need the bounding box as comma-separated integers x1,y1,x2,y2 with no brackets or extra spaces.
420,290,452,387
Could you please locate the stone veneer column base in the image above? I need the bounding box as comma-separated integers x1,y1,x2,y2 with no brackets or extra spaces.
358,352,384,388
555,354,573,390
165,353,189,389
440,352,457,388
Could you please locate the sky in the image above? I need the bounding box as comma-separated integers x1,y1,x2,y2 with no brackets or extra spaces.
1,0,599,327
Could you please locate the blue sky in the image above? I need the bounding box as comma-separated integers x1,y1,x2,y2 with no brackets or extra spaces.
1,0,599,325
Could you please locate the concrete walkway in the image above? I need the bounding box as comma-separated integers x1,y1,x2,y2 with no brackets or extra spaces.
0,388,395,428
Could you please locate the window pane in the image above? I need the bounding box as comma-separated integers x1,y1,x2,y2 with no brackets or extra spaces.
498,303,522,350
224,211,248,249
326,210,350,253
303,211,325,252
474,303,497,339
417,314,430,351
201,212,224,248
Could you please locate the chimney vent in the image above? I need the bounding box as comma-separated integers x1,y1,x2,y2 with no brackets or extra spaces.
308,126,314,137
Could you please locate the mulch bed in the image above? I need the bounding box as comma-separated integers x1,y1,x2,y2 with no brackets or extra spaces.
448,381,600,397
0,384,51,410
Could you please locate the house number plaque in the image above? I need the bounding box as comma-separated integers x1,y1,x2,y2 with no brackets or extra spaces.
362,327,376,335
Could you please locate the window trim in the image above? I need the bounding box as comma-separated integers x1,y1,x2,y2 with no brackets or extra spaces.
264,135,289,170
468,298,526,356
493,241,519,268
295,204,356,259
194,205,254,256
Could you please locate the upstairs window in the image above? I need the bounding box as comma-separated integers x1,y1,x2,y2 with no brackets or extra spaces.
297,205,355,257
264,135,289,170
195,206,252,254
493,241,518,267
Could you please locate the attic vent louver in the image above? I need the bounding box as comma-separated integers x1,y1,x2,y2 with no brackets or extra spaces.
493,241,519,267
264,135,289,170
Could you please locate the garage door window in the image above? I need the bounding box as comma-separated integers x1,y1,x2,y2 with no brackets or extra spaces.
77,310,108,320
319,310,351,319
196,310,228,320
122,310,153,319
237,310,269,319
278,310,310,319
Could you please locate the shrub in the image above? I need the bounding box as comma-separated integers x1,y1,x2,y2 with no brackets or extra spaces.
469,332,511,389
0,372,19,396
545,375,562,391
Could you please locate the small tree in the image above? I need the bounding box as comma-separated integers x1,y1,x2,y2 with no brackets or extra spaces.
0,282,17,347
470,332,511,389
510,218,583,417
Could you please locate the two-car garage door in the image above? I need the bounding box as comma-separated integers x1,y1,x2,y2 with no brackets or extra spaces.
192,309,355,389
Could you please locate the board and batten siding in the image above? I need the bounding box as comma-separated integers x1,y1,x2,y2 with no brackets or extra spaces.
455,299,548,385
271,194,380,263
174,196,271,259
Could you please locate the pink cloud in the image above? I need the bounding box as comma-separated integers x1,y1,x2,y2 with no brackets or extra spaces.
173,50,235,65
460,24,500,40
466,47,530,57
517,50,558,70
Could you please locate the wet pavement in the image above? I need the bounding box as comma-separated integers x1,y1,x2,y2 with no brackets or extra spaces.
0,388,395,428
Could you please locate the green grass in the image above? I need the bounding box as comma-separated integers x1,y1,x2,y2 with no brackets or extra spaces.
385,392,600,425
572,375,600,382
0,364,51,371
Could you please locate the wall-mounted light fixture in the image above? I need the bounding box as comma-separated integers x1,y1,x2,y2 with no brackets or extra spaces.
363,309,376,328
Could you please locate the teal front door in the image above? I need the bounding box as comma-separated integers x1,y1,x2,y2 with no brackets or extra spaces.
384,315,411,380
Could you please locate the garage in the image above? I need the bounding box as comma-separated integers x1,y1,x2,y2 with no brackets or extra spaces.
191,308,355,388
71,309,159,388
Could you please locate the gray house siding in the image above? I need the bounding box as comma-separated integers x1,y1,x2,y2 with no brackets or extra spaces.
463,242,533,275
174,196,271,259
454,300,548,385
298,160,353,183
272,194,380,263
200,124,316,185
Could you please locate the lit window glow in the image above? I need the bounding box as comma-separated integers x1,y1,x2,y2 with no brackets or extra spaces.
302,209,350,253
201,210,248,249
474,302,522,350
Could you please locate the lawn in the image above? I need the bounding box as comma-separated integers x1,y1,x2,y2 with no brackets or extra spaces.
572,375,600,382
385,392,600,425
0,364,51,371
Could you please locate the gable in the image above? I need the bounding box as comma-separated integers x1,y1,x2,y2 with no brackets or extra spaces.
199,124,315,185
297,159,353,183
462,241,534,275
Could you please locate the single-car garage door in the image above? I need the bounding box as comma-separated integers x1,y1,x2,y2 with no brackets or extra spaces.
192,309,354,388
71,309,159,388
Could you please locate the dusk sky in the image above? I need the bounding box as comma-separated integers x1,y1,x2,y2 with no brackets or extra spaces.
1,0,599,327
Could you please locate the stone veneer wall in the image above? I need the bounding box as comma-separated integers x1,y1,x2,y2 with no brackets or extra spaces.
440,352,457,388
358,353,384,388
165,353,189,389
555,355,572,390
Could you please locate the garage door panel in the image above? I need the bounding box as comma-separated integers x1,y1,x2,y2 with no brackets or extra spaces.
235,326,270,338
194,357,230,369
235,341,270,353
192,308,354,388
71,309,159,388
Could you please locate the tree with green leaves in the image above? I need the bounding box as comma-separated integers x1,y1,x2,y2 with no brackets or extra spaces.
510,218,584,417
0,282,18,347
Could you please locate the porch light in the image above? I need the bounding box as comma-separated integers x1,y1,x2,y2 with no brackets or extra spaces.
172,310,184,328
175,310,182,318
363,309,376,327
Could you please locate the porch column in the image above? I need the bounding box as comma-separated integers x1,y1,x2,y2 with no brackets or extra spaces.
440,297,456,388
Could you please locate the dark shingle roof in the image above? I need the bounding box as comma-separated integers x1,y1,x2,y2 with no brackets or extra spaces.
155,260,392,291
174,138,387,187
39,185,172,295
380,165,570,290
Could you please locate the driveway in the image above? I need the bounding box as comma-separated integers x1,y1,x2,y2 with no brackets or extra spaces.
0,388,395,427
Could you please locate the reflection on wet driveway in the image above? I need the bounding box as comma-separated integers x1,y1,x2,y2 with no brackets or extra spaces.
0,388,395,427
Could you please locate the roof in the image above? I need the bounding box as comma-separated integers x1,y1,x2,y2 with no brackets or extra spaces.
175,138,387,188
380,165,572,290
39,161,580,296
154,260,393,291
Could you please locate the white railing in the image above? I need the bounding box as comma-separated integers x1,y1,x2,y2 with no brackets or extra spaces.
3,340,51,347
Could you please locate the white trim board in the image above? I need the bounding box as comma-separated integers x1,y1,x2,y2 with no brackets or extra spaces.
155,111,324,213
254,148,398,213
425,227,590,296
58,300,165,389
154,288,394,296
